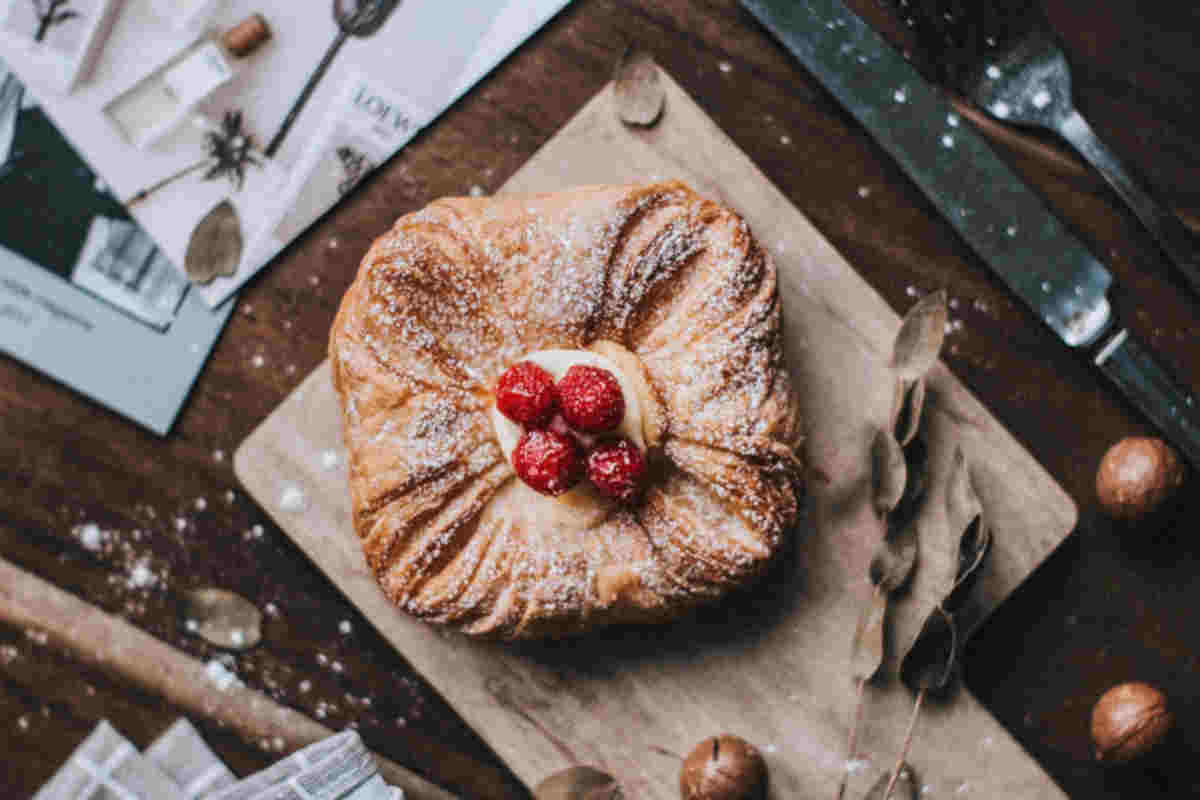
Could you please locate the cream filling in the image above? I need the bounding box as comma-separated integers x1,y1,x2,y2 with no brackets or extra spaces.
490,349,645,466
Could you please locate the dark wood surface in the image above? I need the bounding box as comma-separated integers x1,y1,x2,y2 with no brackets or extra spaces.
2,1,1197,797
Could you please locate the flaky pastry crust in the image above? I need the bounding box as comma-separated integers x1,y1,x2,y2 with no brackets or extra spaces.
330,181,803,638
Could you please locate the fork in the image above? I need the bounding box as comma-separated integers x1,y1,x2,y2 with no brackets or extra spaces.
896,2,1200,298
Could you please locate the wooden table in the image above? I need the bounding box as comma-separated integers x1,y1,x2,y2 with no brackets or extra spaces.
2,1,1197,797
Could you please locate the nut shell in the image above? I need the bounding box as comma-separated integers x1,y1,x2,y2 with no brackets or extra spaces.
680,735,767,800
1095,437,1186,522
1090,681,1173,764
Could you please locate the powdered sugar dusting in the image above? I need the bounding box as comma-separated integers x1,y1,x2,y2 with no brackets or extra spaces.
279,485,308,512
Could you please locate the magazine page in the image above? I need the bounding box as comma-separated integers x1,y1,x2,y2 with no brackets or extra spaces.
0,59,231,434
0,0,571,309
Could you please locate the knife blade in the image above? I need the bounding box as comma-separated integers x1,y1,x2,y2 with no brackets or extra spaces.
742,0,1200,468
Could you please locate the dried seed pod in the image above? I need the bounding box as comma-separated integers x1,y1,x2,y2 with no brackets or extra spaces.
864,763,917,799
872,428,907,517
891,378,927,447
849,586,888,683
680,735,767,800
890,290,947,383
943,448,991,613
1091,682,1173,764
613,47,665,127
185,200,243,283
1095,437,1186,523
181,588,262,651
890,436,930,530
899,604,958,696
869,516,918,594
535,766,623,800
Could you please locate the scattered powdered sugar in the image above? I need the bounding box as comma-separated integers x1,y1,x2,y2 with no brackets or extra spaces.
251,354,265,368
279,485,307,512
0,645,18,664
17,715,29,732
298,679,312,693
127,560,157,589
194,497,207,511
213,450,225,462
905,285,919,297
779,134,791,145
764,743,778,754
25,628,48,645
204,659,243,691
857,186,871,198
320,450,340,470
469,185,486,197
718,60,732,73
175,517,188,532
844,758,871,775
225,490,236,504
956,781,971,794
74,522,105,552
338,620,352,635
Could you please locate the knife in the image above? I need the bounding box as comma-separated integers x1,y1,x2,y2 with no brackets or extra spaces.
741,0,1200,468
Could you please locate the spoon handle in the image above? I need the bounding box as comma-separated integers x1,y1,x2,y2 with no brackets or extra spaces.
1057,110,1200,298
264,29,350,158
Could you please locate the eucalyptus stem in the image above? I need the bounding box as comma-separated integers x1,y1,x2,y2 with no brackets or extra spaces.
834,675,869,800
883,689,926,800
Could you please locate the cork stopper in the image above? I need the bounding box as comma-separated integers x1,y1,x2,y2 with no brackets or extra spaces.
221,14,271,58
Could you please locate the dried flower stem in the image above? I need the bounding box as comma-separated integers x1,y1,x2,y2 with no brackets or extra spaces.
834,672,870,800
883,689,926,800
126,160,209,206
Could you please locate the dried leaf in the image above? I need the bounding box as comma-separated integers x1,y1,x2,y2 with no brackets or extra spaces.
613,47,664,126
181,588,262,651
891,290,947,382
899,604,958,695
850,586,887,682
535,766,623,800
863,763,917,800
185,200,243,284
871,428,906,517
891,378,927,447
944,449,992,612
869,516,918,593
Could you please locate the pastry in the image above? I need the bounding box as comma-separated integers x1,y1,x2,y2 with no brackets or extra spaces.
330,181,803,639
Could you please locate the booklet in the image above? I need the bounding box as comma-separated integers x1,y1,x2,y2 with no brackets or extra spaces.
0,0,570,434
0,0,571,309
0,59,231,435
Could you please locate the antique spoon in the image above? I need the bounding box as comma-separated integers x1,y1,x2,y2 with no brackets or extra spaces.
263,0,401,157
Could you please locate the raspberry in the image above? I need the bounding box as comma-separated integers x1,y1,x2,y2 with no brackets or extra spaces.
513,429,583,496
494,361,557,426
586,438,646,503
557,365,624,433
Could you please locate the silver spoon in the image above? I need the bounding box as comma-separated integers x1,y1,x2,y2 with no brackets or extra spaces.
263,0,401,158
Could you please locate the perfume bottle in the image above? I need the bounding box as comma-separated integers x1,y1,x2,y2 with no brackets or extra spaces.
105,14,270,149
